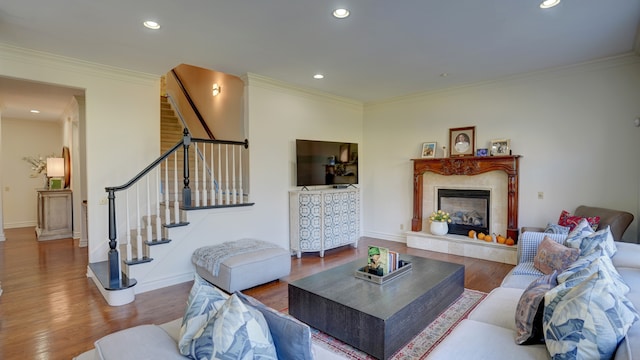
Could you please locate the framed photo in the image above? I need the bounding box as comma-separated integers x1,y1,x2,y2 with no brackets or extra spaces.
476,148,488,157
49,178,63,190
490,139,511,156
421,142,437,158
449,126,475,157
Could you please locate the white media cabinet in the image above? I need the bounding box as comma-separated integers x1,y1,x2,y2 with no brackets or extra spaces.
289,188,360,257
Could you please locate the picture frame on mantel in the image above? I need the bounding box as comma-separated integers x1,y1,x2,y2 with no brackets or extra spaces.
449,126,475,157
421,142,437,158
490,139,511,156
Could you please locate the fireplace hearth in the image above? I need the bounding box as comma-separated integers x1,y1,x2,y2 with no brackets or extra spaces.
438,189,490,236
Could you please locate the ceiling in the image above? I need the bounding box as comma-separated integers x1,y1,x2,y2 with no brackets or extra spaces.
0,0,639,121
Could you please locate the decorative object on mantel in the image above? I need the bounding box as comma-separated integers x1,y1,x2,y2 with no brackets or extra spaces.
476,148,488,157
429,210,451,236
449,126,475,157
421,142,437,158
490,138,511,156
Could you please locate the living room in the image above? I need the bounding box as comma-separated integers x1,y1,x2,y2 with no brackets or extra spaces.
0,1,640,358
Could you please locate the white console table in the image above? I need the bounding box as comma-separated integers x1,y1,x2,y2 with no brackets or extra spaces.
36,189,73,241
289,188,360,257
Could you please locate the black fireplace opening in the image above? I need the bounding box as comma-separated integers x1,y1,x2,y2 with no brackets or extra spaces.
437,189,490,236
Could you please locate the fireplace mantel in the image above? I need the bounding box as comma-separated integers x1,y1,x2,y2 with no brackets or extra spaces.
411,155,521,239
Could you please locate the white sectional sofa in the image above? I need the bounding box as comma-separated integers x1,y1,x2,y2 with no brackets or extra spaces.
427,230,640,360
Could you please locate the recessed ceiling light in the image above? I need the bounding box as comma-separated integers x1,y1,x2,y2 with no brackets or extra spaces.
313,74,324,79
539,0,560,9
440,73,449,77
143,20,161,30
30,109,40,114
333,8,350,19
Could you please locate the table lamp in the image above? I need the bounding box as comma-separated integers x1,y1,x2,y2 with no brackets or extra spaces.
46,157,65,189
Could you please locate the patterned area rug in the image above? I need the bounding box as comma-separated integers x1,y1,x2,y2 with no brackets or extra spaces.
310,288,486,359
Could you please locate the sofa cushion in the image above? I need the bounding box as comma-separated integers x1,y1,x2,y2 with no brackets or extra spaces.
236,291,313,360
468,287,524,330
615,324,640,360
178,274,229,355
426,319,550,360
543,269,639,359
515,271,558,345
564,219,616,257
94,324,186,360
558,209,600,232
533,237,579,275
612,242,640,269
185,293,277,359
544,223,570,235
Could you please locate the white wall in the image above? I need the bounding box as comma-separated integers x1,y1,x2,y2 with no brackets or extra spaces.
1,118,62,227
242,74,363,250
362,54,640,242
0,43,160,262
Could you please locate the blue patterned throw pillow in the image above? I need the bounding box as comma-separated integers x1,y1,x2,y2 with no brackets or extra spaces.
565,219,616,257
544,223,570,235
178,274,229,355
543,269,639,359
188,293,278,360
557,250,629,296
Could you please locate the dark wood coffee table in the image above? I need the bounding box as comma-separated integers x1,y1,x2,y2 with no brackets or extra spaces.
288,254,464,359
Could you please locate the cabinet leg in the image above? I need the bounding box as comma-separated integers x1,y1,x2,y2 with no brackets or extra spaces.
296,251,301,259
320,250,325,257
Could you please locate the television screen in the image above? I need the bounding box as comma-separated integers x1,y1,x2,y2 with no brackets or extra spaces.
296,139,358,187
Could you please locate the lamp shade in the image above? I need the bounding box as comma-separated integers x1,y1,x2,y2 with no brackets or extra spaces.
46,157,65,177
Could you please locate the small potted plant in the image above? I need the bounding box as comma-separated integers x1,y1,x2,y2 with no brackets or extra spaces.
429,210,451,236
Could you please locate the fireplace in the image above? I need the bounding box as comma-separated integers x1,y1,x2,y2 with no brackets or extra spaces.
411,156,521,240
438,189,490,236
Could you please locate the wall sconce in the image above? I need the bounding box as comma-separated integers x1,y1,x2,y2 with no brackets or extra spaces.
46,157,65,189
212,83,221,96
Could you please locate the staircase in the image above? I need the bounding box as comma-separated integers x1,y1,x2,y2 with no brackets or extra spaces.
88,95,252,306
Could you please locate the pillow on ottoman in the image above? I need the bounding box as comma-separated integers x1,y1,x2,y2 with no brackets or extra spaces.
95,324,185,360
534,237,579,275
515,271,558,345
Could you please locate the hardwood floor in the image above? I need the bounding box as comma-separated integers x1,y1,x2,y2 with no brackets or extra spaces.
0,227,513,360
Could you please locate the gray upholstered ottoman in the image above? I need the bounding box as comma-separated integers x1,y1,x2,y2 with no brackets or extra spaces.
192,239,291,293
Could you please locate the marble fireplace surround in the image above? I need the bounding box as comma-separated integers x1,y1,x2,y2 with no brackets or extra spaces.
411,155,521,240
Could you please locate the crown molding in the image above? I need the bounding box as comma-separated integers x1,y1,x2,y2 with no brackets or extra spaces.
0,43,159,85
242,72,363,109
367,52,640,108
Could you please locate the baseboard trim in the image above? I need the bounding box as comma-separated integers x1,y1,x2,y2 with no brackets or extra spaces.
133,272,194,295
362,231,406,243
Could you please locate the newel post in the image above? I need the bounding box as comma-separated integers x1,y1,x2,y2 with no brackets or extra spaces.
182,129,192,208
106,189,120,287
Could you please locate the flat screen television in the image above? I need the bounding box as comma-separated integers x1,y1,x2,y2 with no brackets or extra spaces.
296,139,358,187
